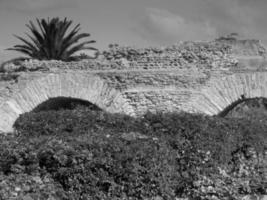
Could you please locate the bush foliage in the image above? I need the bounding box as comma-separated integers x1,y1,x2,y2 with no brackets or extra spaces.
0,108,265,199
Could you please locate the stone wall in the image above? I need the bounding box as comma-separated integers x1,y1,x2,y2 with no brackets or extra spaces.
0,38,266,133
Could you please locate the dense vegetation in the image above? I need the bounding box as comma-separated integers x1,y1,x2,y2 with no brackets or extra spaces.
7,17,97,61
0,106,265,200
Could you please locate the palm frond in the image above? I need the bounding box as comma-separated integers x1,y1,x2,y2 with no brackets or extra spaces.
7,17,97,61
65,41,98,58
6,47,34,57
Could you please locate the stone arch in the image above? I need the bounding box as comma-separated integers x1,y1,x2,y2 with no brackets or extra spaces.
218,97,267,117
0,73,134,133
32,97,102,112
191,72,267,116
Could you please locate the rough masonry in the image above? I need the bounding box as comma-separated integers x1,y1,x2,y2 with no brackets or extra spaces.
0,37,267,133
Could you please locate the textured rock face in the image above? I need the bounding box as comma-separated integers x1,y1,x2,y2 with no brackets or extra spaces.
0,38,266,133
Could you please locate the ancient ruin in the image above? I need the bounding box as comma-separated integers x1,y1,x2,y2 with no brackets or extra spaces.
0,37,266,133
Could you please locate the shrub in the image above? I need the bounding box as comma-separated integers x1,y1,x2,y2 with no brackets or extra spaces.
2,110,266,199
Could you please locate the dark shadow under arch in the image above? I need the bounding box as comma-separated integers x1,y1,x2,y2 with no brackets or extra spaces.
32,97,102,112
218,96,267,118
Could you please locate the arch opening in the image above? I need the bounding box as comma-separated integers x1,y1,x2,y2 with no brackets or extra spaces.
32,97,102,112
218,97,267,118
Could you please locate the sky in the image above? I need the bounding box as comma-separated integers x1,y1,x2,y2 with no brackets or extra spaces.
1,0,267,61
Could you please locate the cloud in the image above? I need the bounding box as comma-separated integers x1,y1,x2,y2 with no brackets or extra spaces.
201,0,267,42
136,0,267,45
0,0,75,13
137,8,216,44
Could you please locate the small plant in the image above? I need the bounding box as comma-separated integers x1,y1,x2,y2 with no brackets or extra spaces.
216,33,240,41
71,52,99,61
7,17,97,61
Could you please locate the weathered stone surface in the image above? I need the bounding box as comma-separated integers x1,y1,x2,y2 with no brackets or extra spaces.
0,38,266,133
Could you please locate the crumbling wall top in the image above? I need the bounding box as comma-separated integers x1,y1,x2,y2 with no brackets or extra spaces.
1,38,266,73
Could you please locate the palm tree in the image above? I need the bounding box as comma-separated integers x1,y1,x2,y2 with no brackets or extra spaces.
7,17,97,61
